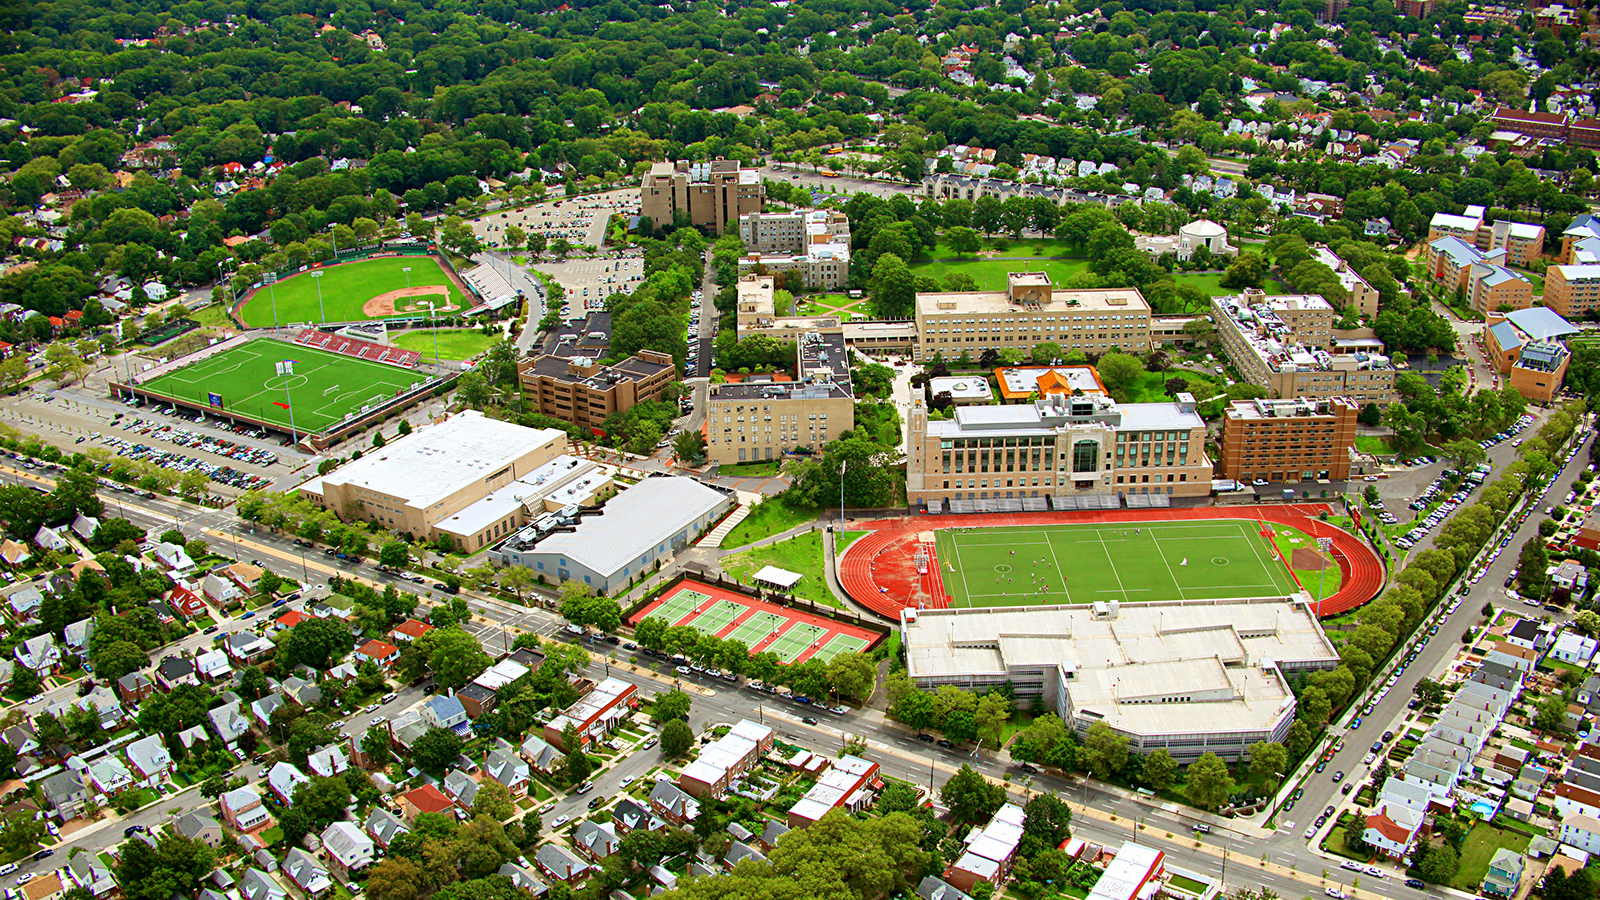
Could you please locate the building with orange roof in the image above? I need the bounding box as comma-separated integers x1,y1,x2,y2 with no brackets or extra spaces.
354,639,399,668
390,619,434,642
398,784,455,821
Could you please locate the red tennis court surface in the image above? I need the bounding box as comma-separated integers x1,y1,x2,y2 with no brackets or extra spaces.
838,504,1384,621
630,579,881,664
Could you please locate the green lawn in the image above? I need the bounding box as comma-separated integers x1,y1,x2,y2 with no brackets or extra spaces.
391,328,498,360
719,460,782,478
1123,368,1224,403
928,237,1080,258
1354,434,1391,454
908,256,1091,291
1275,525,1344,603
1173,272,1289,299
795,294,869,321
135,337,426,435
934,518,1300,607
721,530,841,607
723,493,821,548
1452,823,1531,892
238,255,467,326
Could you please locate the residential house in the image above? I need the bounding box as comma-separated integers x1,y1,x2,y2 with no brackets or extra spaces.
152,542,195,573
354,639,399,668
573,821,620,862
649,781,701,825
918,876,975,900
227,632,272,662
268,762,309,804
116,672,155,705
312,595,356,620
6,585,42,621
390,619,433,642
1562,812,1600,855
125,734,173,785
1364,809,1420,860
520,734,561,774
63,851,116,898
21,873,62,900
167,586,207,618
62,618,94,659
239,869,286,900
398,784,455,822
534,844,591,883
1,539,31,567
307,744,349,778
365,808,410,850
443,770,480,810
177,725,210,751
484,749,529,797
251,694,284,729
613,798,664,835
195,649,231,681
760,821,790,851
1554,632,1599,666
423,695,470,733
208,699,251,748
34,526,67,553
284,849,332,899
220,784,270,832
457,683,497,718
41,771,87,820
85,756,134,796
69,514,99,542
726,841,766,868
157,656,198,690
15,634,61,676
496,863,548,898
322,821,376,876
173,810,223,847
1482,848,1525,897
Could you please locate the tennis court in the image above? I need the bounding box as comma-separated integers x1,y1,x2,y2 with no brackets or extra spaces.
935,519,1300,608
684,600,746,636
630,580,881,665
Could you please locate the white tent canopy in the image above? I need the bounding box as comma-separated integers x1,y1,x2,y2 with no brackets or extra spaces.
752,565,803,589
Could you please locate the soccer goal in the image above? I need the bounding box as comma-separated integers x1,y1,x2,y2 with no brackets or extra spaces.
323,384,341,396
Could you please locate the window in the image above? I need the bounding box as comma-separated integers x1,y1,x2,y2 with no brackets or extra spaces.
1072,440,1098,473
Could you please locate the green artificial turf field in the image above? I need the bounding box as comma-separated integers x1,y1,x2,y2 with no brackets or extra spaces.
136,338,426,435
391,328,497,359
238,257,468,327
933,519,1300,607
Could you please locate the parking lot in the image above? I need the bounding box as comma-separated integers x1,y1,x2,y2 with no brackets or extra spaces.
472,188,637,252
1368,413,1536,550
527,255,645,317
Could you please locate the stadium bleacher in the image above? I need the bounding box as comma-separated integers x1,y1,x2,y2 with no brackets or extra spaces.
293,329,422,368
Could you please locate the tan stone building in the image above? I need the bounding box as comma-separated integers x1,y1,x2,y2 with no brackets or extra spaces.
1313,246,1380,318
914,273,1152,362
705,331,854,465
1212,291,1395,404
640,159,763,235
1484,308,1580,403
904,388,1211,511
1543,265,1600,319
1217,397,1359,484
517,350,676,433
1467,264,1534,314
298,411,568,542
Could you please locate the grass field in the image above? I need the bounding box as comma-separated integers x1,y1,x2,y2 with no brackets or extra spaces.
909,256,1090,291
391,329,497,359
934,519,1299,607
239,257,468,327
137,338,426,435
1173,272,1289,298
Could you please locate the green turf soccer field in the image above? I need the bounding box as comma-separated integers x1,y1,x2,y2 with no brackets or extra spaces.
136,338,426,435
934,519,1301,608
238,256,468,327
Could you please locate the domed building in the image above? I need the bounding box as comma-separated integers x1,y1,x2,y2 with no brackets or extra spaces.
1177,218,1232,260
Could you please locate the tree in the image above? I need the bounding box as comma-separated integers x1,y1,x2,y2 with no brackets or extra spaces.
661,719,694,757
565,741,593,783
380,541,410,569
1019,794,1073,856
292,776,353,826
1574,610,1600,637
826,653,876,704
415,627,492,690
941,764,1004,824
651,690,692,724
1094,352,1145,401
115,832,217,900
1247,742,1289,789
1537,695,1570,733
1358,403,1382,426
277,616,354,670
1443,438,1488,472
0,810,44,856
1417,843,1459,884
412,727,464,774
1185,752,1235,810
1141,749,1179,791
472,778,515,821
361,725,393,769
1078,721,1128,779
870,253,916,319
673,431,707,466
366,858,424,900
947,227,982,257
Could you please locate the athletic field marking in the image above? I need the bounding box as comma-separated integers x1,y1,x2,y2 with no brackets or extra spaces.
1094,528,1130,600
727,611,787,646
1044,534,1072,605
1149,528,1186,602
812,634,870,663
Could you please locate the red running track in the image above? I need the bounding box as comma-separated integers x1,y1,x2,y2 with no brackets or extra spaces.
837,504,1385,621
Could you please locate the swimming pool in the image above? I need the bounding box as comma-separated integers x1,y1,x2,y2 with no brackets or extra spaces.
1469,799,1497,818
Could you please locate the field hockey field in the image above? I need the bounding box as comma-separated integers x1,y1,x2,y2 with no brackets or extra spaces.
934,519,1301,607
238,257,468,327
135,338,425,435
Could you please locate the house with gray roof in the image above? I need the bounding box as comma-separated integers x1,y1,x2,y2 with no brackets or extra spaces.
612,798,663,835
173,810,222,846
534,844,591,883
573,820,620,862
251,694,285,729
268,761,309,804
64,851,116,897
125,734,172,784
497,863,547,897
484,749,529,796
6,584,42,621
208,699,250,748
307,744,348,778
321,821,375,876
63,618,94,657
649,780,701,824
284,848,331,898
724,840,766,868
520,733,560,773
86,755,134,796
15,634,60,675
365,807,410,849
239,869,285,900
42,771,88,820
280,676,321,707
442,769,479,809
422,694,469,732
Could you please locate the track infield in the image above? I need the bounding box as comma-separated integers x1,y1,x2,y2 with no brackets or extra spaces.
934,519,1301,607
238,256,468,327
135,338,426,435
631,579,879,665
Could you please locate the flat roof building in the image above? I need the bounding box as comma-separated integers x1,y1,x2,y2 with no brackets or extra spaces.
431,456,612,553
517,349,676,433
1217,396,1359,484
640,158,762,236
1483,308,1580,403
992,365,1106,403
785,755,880,828
706,331,853,466
298,411,566,543
905,388,1212,512
487,476,733,595
1542,264,1600,320
1212,291,1394,404
1312,246,1380,318
544,678,638,750
736,210,851,290
901,599,1340,760
914,273,1151,362
928,376,994,406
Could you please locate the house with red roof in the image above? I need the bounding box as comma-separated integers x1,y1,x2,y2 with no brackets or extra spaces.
354,639,399,668
1363,809,1421,860
390,619,433,642
167,585,207,617
275,610,309,631
397,784,454,822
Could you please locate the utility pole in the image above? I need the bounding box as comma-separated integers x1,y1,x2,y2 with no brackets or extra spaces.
311,272,326,325
1316,536,1335,614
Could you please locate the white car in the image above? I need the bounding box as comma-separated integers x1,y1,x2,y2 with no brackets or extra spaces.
551,815,571,829
620,775,636,788
16,875,32,887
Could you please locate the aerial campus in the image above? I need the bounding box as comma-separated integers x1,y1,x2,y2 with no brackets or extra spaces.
11,9,1600,900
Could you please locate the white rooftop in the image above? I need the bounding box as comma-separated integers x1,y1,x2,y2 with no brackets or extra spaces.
437,455,605,536
530,477,728,579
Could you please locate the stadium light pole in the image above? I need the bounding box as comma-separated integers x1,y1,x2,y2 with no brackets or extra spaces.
403,266,415,340
425,299,441,368
268,279,280,331
278,360,300,449
311,271,325,325
1316,536,1335,615
838,459,847,525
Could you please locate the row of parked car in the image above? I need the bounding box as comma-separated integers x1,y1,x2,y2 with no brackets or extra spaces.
97,434,273,491
1477,414,1537,450
1395,469,1478,550
120,418,280,468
